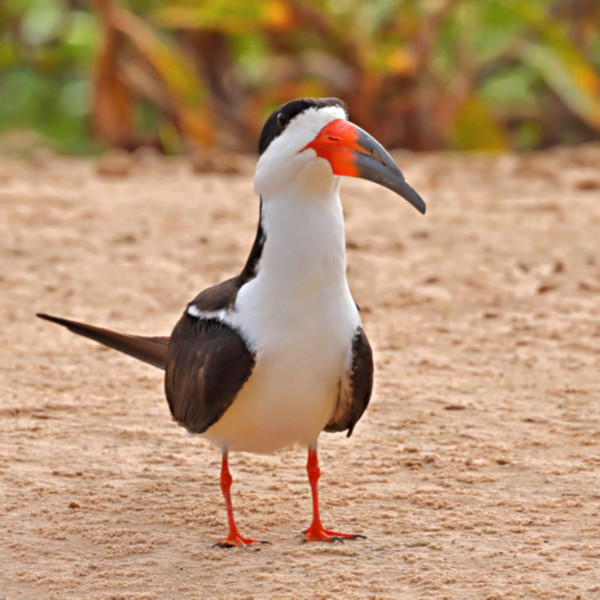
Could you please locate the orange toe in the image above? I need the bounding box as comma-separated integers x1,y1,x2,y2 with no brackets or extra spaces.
303,524,366,543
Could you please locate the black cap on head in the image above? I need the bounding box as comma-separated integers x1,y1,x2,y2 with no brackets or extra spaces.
258,97,347,155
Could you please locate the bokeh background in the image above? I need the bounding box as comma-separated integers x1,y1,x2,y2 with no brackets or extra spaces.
1,0,600,156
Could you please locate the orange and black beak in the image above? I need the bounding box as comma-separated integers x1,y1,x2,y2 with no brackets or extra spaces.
304,119,426,214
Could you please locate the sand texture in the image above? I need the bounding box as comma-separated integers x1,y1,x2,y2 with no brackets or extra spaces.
1,147,600,599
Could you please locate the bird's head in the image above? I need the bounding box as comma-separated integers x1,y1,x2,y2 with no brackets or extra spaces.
254,97,425,214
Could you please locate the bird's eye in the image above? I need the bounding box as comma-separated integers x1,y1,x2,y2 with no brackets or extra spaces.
276,112,287,127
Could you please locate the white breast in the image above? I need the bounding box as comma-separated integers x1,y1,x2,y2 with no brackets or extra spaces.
202,180,360,453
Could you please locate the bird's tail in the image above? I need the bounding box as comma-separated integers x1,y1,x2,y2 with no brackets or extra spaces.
36,313,169,370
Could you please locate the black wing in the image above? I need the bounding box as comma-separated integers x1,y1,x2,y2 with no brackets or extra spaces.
165,201,264,434
325,327,374,437
165,313,255,434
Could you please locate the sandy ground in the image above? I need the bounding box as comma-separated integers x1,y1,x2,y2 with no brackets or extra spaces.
1,146,600,600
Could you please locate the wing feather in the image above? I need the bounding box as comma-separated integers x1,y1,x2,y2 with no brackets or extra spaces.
325,327,373,436
165,314,255,434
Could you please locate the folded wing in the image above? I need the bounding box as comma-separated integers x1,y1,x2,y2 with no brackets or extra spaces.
165,314,255,434
325,327,373,437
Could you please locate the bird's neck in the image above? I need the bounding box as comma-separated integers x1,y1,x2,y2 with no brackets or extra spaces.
254,181,348,295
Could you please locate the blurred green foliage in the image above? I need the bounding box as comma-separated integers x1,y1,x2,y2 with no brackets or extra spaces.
1,0,100,152
1,0,599,154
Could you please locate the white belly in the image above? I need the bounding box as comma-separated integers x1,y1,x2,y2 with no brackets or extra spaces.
203,345,342,453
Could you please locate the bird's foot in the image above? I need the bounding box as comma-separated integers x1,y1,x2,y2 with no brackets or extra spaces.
302,524,366,543
213,534,270,548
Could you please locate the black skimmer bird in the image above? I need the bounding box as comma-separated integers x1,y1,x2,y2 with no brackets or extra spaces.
38,97,425,547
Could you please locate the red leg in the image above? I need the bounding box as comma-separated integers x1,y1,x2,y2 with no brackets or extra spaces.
214,450,266,548
303,444,366,543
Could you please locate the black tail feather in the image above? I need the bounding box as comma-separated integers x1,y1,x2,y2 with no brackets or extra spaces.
36,313,169,370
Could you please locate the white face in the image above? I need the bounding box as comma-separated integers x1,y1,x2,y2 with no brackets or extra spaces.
254,105,348,200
